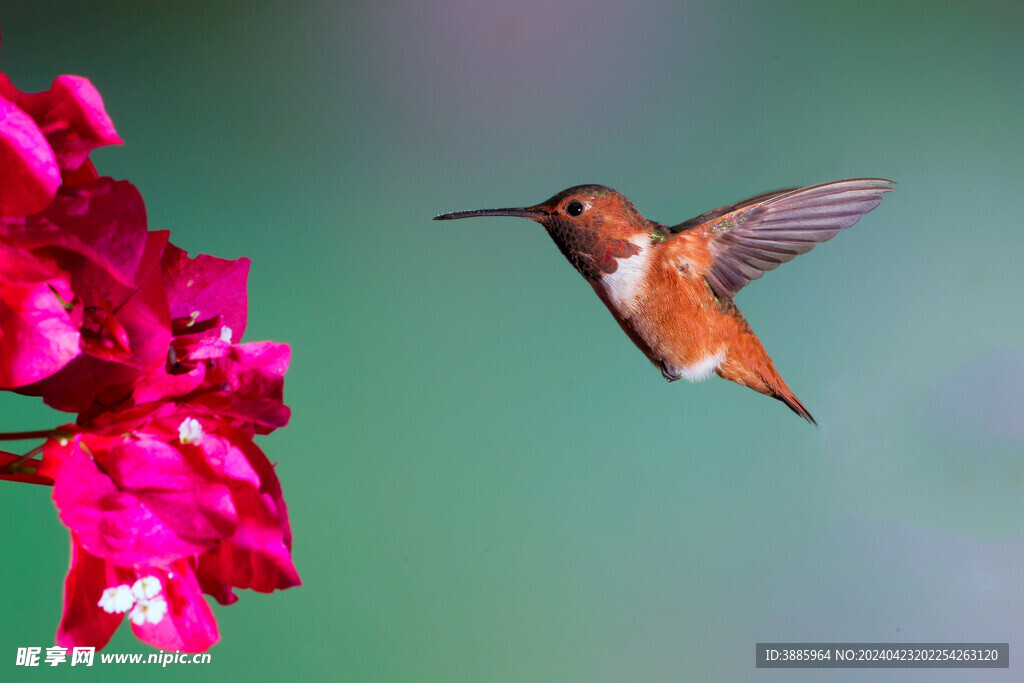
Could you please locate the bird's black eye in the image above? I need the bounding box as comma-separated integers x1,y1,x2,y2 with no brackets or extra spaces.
565,200,585,217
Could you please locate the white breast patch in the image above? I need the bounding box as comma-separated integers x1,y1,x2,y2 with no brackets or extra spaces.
598,236,651,314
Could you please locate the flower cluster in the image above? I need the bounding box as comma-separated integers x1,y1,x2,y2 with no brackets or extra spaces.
0,46,298,652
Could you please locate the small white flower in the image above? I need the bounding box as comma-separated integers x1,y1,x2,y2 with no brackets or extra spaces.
220,325,233,343
129,597,168,626
178,417,204,445
98,584,134,614
131,575,162,600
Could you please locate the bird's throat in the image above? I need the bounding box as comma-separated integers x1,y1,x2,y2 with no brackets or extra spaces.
544,219,644,281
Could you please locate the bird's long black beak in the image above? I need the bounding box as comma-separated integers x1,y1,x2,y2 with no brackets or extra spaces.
433,206,545,221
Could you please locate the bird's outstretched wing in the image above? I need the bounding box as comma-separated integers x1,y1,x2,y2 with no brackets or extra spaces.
672,178,896,299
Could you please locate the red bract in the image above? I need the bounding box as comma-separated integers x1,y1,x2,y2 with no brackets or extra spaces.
0,241,79,387
58,536,138,650
132,338,292,433
0,176,153,392
122,243,291,432
0,74,122,179
59,536,219,652
47,432,237,567
194,425,299,601
19,226,170,412
0,96,60,216
42,407,298,650
162,242,249,339
0,71,134,392
0,73,121,216
3,178,149,286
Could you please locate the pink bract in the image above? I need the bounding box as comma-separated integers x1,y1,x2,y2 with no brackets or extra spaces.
0,243,80,387
43,409,298,650
0,72,121,217
0,74,122,176
0,96,60,216
58,536,221,652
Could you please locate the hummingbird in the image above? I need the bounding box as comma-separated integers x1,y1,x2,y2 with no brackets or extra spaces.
434,178,895,425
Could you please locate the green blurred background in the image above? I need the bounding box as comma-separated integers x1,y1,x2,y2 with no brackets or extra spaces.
2,1,1023,680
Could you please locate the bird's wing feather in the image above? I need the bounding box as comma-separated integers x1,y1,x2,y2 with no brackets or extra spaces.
669,187,799,234
672,178,895,299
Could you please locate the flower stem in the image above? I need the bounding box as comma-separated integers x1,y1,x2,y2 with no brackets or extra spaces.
0,445,45,475
0,429,57,441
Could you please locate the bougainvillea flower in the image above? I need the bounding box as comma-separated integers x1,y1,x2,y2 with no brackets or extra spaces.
194,424,299,600
193,341,291,433
0,177,152,394
131,338,292,433
19,229,171,412
58,535,219,652
117,242,290,432
0,50,297,655
0,72,120,217
41,409,298,649
0,74,122,176
162,242,249,339
47,431,237,566
1,178,149,286
45,410,297,576
128,561,219,651
58,536,135,650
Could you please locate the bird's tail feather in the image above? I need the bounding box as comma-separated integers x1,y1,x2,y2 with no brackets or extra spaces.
716,331,817,427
